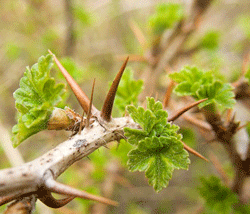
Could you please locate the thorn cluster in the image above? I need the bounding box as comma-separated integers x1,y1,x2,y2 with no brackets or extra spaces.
45,51,208,207
49,50,129,123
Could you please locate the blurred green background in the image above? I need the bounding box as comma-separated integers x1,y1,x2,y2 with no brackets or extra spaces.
0,0,250,213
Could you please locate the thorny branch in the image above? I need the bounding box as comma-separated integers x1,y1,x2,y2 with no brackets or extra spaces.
0,53,209,213
0,116,138,210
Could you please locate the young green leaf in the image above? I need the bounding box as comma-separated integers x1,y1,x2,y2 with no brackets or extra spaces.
200,31,220,50
148,3,184,35
114,68,143,115
169,66,236,109
125,97,190,192
198,176,239,214
12,54,65,147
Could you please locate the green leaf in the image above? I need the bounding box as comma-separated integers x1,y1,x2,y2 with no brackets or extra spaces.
128,136,189,192
73,5,91,27
124,127,148,146
246,123,250,138
169,66,236,109
125,97,190,192
114,68,143,115
12,54,65,147
148,3,184,35
197,81,236,108
246,68,250,84
198,176,239,214
200,31,220,50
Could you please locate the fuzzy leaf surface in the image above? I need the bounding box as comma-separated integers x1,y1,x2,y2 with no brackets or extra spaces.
169,66,236,109
148,3,183,35
125,97,190,192
12,54,65,147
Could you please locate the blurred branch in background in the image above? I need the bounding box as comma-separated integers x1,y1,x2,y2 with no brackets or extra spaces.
64,0,76,56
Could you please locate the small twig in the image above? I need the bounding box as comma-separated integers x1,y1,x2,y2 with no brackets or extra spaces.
129,19,147,49
64,0,76,56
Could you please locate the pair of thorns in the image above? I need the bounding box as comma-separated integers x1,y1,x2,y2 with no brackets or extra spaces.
50,49,208,161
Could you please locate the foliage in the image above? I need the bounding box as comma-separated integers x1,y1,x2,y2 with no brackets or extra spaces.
246,68,250,85
246,123,250,138
198,176,239,214
200,31,220,50
148,3,183,35
238,15,250,39
12,54,65,147
124,97,190,192
169,66,236,109
114,68,143,115
5,42,21,60
73,5,92,27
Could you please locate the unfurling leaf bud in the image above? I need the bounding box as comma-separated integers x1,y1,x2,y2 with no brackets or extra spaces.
47,107,82,131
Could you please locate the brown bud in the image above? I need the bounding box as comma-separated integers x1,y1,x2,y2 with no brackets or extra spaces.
47,108,74,130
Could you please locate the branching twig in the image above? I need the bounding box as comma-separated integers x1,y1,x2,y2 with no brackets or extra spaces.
0,117,139,211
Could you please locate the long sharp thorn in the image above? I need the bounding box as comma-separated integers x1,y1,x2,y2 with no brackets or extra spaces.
48,50,98,115
39,190,75,208
86,79,96,128
45,178,118,206
182,141,209,162
168,98,208,122
101,56,129,121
